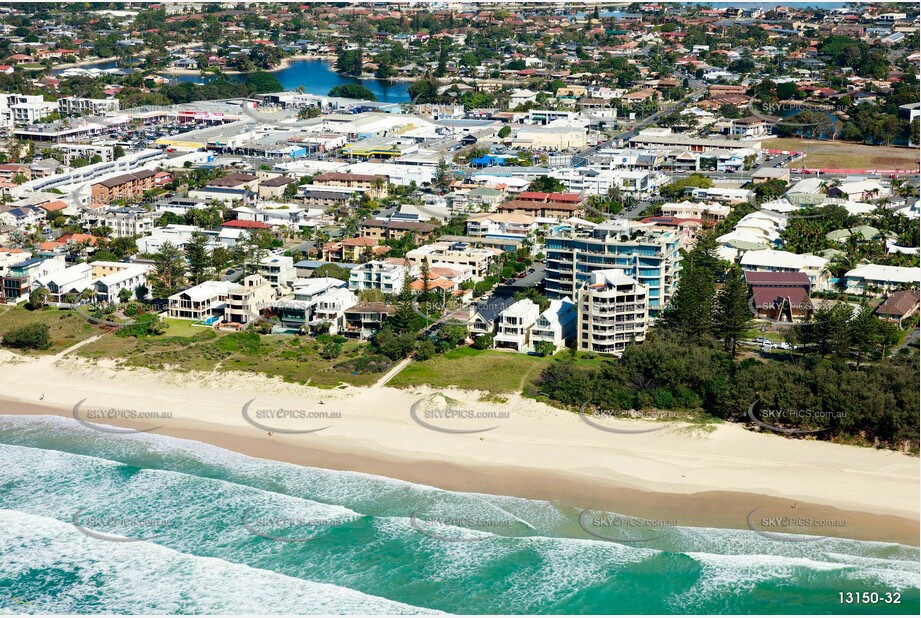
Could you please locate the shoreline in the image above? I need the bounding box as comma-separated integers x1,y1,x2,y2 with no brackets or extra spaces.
0,350,918,546
157,54,419,84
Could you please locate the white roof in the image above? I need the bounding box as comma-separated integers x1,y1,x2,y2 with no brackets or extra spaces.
833,180,884,195
171,280,234,302
740,249,828,271
846,264,921,284
501,298,539,318
292,277,346,295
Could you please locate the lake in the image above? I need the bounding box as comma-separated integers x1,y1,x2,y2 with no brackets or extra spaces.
53,58,410,102
272,58,410,103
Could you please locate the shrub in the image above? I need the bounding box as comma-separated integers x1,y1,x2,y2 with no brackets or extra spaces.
3,323,51,350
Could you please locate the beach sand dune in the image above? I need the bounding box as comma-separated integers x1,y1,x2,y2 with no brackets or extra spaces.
0,349,917,545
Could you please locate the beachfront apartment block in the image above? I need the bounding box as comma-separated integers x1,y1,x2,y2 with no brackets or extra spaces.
577,269,648,356
739,249,831,292
405,242,501,279
493,298,541,352
545,221,681,319
844,264,921,296
80,207,156,238
348,260,407,295
530,298,577,352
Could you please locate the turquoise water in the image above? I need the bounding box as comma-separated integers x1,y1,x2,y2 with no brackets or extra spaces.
272,59,410,103
53,58,410,102
1,415,918,615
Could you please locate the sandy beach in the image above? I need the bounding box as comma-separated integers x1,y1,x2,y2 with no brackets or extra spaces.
0,348,917,545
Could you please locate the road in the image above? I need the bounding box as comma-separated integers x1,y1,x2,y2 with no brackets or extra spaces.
573,73,707,166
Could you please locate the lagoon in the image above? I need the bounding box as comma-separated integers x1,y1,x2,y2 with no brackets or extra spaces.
54,57,410,102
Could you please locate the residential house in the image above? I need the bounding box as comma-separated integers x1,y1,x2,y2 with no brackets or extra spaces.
874,290,920,328
224,275,275,325
258,255,297,291
467,296,517,337
493,298,541,352
168,280,237,321
343,301,397,339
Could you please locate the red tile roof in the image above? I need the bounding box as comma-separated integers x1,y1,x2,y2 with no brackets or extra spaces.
221,220,270,229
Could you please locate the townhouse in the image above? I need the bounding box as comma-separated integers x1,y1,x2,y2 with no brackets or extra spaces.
530,298,577,352
844,264,921,296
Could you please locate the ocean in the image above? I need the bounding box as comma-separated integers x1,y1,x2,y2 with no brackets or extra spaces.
1,415,918,615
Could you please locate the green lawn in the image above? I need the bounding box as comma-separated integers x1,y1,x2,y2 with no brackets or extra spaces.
389,347,553,393
0,305,99,355
160,318,210,338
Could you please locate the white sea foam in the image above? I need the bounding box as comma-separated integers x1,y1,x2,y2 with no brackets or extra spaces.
0,509,438,615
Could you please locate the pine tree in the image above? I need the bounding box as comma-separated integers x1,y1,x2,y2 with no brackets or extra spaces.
661,260,715,337
714,265,752,357
185,231,211,285
152,241,186,297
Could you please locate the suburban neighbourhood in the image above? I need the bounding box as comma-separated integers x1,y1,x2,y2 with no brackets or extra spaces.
0,1,918,445
0,3,920,617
